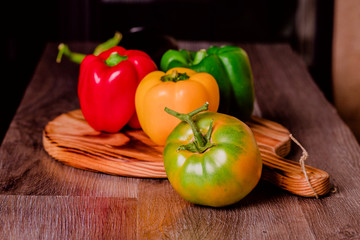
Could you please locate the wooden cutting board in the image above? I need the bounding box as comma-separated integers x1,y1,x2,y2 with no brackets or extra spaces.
43,110,330,198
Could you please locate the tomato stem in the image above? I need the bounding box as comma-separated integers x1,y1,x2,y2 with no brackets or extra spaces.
165,102,215,153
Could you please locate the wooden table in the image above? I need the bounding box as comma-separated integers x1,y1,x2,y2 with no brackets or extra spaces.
1,42,360,239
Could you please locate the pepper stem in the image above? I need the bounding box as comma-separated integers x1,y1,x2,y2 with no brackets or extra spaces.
93,31,123,56
56,43,86,64
56,31,122,64
161,70,190,82
192,49,207,65
105,52,128,67
165,102,215,153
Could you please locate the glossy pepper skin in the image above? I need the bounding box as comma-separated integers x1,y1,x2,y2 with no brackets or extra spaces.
135,67,219,145
160,46,255,121
79,46,157,132
163,103,262,207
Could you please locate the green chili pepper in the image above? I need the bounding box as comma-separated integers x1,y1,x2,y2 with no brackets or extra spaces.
160,46,255,121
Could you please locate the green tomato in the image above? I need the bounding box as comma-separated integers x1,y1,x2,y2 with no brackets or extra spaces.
163,103,262,207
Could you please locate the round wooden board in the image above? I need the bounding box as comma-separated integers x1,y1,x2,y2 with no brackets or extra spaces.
43,110,166,178
43,110,330,197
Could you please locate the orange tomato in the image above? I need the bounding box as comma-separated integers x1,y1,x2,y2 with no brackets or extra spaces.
135,67,220,145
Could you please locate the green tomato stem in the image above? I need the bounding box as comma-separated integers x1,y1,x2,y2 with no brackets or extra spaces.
165,102,215,153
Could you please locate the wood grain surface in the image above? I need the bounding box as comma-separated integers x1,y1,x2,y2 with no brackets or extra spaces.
1,42,360,239
42,109,330,197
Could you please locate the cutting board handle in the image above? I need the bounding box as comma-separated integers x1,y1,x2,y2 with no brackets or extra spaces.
260,149,330,198
247,116,330,198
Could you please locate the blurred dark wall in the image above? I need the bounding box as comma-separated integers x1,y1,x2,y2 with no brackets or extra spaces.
90,0,297,42
1,0,333,144
1,1,58,144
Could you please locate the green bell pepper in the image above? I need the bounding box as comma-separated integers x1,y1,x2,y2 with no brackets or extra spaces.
160,46,255,121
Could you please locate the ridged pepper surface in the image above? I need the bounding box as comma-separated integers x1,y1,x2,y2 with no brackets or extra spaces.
78,46,157,132
160,46,255,121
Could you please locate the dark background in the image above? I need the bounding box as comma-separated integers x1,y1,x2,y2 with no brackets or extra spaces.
1,0,334,144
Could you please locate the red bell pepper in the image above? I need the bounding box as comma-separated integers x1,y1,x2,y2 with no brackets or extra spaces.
78,46,157,132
